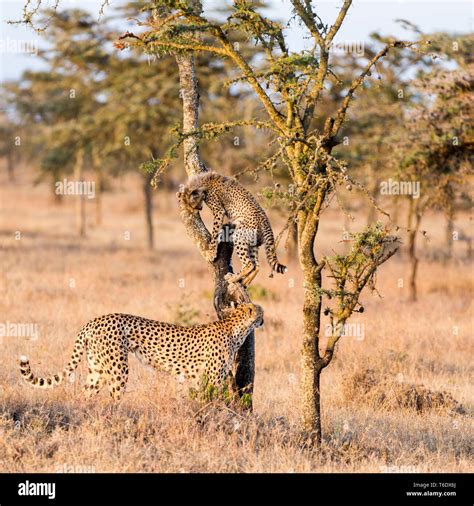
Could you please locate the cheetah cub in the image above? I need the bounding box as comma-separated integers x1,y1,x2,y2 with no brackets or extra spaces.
178,171,287,286
19,303,263,401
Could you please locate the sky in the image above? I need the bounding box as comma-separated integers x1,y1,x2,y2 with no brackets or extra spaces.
0,0,472,82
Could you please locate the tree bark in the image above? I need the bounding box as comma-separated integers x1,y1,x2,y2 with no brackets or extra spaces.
366,154,380,226
74,148,86,237
173,12,255,403
297,185,326,445
445,207,454,260
92,148,103,227
285,219,298,263
143,172,154,250
6,151,15,182
407,199,421,302
300,263,323,444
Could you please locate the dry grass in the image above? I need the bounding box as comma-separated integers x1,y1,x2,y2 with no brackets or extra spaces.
0,165,472,473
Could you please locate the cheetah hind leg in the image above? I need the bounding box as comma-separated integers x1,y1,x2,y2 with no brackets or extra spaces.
241,261,260,287
107,366,129,402
225,242,259,286
101,347,129,401
83,370,103,399
240,245,260,287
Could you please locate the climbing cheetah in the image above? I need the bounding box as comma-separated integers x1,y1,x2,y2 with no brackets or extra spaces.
19,303,263,400
178,171,287,286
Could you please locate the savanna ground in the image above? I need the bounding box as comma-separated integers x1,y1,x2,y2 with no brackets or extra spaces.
0,164,472,473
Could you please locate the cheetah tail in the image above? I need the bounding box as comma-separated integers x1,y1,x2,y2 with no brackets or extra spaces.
19,330,86,389
263,223,287,275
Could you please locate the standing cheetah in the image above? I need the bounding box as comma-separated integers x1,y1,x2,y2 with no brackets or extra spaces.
178,171,287,286
19,303,263,400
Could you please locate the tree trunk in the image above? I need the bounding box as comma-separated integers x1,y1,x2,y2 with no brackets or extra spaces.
366,162,378,225
95,177,102,227
285,220,298,263
299,258,324,444
6,151,15,182
143,172,154,250
445,208,454,260
392,196,400,225
92,149,103,227
74,149,86,238
407,199,421,302
297,186,325,444
174,18,255,404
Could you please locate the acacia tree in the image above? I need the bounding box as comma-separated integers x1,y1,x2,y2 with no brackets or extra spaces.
9,7,182,245
96,43,181,248
336,36,420,225
396,36,473,300
7,9,111,233
115,0,416,443
0,108,19,182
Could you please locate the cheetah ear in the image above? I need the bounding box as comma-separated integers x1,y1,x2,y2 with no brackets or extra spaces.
176,191,183,199
230,301,236,309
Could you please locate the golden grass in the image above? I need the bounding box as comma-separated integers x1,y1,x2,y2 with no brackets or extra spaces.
0,165,472,472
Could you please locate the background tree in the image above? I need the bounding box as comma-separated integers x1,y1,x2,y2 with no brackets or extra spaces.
5,9,110,232
396,33,473,300
0,106,20,182
5,7,182,246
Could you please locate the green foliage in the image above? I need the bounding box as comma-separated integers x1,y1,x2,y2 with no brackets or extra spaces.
191,374,230,403
321,223,399,320
239,393,253,409
5,6,186,188
260,185,296,207
247,283,279,301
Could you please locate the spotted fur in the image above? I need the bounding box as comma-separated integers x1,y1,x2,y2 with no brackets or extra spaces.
178,171,287,286
19,303,263,401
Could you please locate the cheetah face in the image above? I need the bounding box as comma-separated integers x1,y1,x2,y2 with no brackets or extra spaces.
188,188,207,210
253,305,264,329
237,303,264,329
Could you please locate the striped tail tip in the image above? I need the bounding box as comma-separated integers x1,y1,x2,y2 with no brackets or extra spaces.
276,263,287,274
19,356,34,383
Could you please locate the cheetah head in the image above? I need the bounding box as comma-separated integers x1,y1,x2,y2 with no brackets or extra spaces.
177,183,207,212
224,303,264,330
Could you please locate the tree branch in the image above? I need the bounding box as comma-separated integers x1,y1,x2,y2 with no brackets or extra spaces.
326,0,352,45
331,41,416,137
212,27,288,133
117,32,229,57
290,0,324,47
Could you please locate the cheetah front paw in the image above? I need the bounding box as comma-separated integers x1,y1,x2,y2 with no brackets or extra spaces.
224,273,238,283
